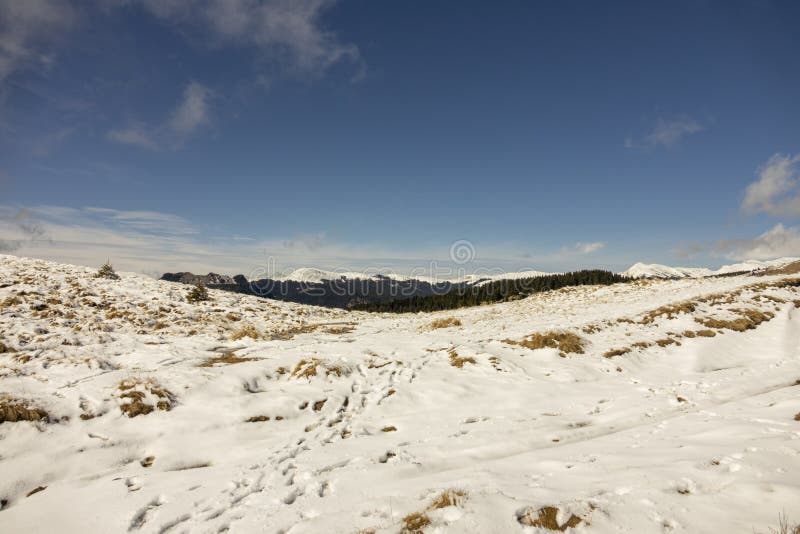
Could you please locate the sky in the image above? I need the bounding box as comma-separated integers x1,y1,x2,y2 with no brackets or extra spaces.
1,0,800,278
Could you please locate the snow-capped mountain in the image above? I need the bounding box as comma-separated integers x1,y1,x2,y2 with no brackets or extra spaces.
623,257,799,279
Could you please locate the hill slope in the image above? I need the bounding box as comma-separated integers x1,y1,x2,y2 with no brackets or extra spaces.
1,254,799,533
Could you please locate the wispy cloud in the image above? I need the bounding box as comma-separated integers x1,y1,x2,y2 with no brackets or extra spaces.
168,82,211,136
106,123,157,150
741,152,800,216
625,115,704,150
137,0,359,76
558,241,606,255
107,81,212,150
0,0,76,85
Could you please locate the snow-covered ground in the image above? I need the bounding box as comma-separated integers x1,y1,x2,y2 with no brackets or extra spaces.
1,254,799,533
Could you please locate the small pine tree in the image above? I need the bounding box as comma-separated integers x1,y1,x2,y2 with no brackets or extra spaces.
186,282,209,303
95,260,120,280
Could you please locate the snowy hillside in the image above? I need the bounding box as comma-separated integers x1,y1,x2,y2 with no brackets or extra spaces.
1,254,799,533
623,257,799,279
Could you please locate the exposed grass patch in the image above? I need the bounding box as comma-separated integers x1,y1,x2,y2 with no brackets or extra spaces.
225,312,241,321
655,337,680,347
516,506,582,531
231,323,260,340
603,347,630,358
505,331,586,357
795,412,800,422
448,349,476,368
290,358,347,380
401,512,430,533
401,489,468,533
429,489,467,509
0,394,49,424
117,378,175,418
246,415,271,422
631,341,652,349
381,425,397,432
639,301,697,324
271,323,321,340
313,399,327,411
324,325,355,334
695,329,717,337
696,308,774,332
429,317,462,329
199,352,256,367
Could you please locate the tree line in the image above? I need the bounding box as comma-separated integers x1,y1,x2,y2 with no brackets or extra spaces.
350,270,628,313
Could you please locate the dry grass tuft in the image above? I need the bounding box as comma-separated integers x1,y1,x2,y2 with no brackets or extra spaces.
290,358,346,380
313,399,327,411
631,341,652,349
429,489,467,509
231,323,260,340
655,337,680,347
324,325,356,334
516,506,582,531
696,308,774,332
381,425,397,432
246,415,271,422
448,349,476,368
695,329,717,337
199,352,256,367
0,394,49,424
795,412,800,422
505,331,586,357
639,301,697,324
429,317,462,329
401,489,468,533
401,512,431,533
756,513,800,534
117,378,175,418
603,348,630,358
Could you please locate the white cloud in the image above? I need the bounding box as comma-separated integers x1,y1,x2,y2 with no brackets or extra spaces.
106,124,157,150
558,241,606,256
169,82,210,135
575,241,605,254
741,153,800,216
0,0,75,84
625,115,704,149
107,82,211,150
137,0,358,75
715,223,800,260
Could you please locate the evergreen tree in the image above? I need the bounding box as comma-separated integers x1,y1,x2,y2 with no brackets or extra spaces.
95,260,120,280
186,282,209,303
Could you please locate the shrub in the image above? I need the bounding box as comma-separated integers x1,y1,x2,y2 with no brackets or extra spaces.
95,260,120,280
186,282,209,303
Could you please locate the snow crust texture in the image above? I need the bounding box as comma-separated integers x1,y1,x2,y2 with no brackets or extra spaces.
1,254,799,533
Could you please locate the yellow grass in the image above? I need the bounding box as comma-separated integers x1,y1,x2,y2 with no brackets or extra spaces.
505,331,586,357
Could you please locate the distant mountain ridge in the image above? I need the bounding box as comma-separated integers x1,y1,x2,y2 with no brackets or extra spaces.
622,257,799,279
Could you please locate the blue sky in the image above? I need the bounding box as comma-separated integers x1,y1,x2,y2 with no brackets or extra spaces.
1,0,800,277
